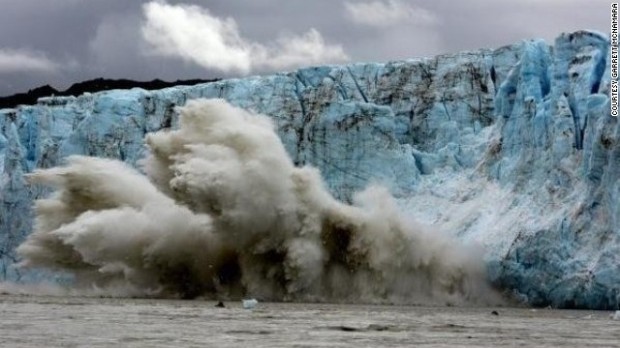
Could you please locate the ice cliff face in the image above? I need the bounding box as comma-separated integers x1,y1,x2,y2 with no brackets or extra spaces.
0,30,616,308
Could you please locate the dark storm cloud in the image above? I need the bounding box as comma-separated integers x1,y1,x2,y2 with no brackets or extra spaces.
0,1,139,49
427,0,609,52
0,0,609,96
0,0,145,93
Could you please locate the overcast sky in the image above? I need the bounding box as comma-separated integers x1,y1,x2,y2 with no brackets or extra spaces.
0,0,609,96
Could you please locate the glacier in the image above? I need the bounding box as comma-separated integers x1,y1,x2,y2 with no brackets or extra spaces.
0,30,617,308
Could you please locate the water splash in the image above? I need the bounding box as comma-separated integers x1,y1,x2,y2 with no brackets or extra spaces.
17,99,499,304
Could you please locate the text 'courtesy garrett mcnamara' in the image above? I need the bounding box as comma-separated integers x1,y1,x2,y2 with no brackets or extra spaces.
612,3,619,116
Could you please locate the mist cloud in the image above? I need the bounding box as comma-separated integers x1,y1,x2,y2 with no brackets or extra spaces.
0,48,58,74
344,0,438,28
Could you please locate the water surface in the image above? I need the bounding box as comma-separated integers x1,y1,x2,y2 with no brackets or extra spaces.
0,295,618,347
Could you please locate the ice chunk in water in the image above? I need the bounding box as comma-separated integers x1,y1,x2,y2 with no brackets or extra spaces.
242,299,258,309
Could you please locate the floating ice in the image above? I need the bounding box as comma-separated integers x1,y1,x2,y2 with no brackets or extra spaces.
242,299,258,309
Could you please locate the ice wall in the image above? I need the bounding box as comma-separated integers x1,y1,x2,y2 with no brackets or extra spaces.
0,30,616,308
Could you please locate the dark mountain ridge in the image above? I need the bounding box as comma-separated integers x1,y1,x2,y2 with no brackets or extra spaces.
0,78,219,109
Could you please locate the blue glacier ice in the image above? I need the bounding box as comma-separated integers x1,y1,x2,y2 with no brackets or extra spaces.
0,30,617,308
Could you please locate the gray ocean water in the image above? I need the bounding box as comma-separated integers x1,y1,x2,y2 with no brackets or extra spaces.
1,295,619,347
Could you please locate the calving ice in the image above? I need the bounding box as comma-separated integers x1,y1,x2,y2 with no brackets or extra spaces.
0,30,617,309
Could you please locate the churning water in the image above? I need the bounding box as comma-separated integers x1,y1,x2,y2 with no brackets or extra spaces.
0,295,619,348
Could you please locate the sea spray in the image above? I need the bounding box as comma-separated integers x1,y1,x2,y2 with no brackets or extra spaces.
17,99,499,304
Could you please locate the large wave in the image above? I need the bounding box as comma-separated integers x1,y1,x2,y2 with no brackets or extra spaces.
16,99,499,304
